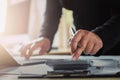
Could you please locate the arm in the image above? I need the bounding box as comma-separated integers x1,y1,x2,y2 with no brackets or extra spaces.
39,0,62,45
70,1,120,60
20,0,62,59
93,1,120,56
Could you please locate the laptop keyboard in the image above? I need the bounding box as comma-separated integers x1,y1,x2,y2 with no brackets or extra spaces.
46,59,90,70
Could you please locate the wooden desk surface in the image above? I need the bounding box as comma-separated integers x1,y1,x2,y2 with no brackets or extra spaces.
0,75,120,80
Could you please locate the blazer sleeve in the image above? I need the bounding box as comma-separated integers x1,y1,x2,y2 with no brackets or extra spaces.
92,1,120,56
39,0,62,45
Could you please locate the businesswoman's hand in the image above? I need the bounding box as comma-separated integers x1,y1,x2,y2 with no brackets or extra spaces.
70,29,103,60
20,37,51,59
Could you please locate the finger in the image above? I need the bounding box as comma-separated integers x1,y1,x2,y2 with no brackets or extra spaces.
90,43,102,55
72,37,88,60
26,43,36,59
25,48,33,59
70,32,82,53
84,41,95,55
20,44,30,57
70,39,78,54
72,48,84,60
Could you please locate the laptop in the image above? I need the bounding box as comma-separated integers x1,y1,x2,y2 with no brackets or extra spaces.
16,55,120,78
0,44,46,70
45,55,120,77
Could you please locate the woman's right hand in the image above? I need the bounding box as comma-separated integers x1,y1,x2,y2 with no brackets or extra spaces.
19,37,51,59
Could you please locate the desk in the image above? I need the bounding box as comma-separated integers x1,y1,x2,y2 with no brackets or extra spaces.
0,75,120,80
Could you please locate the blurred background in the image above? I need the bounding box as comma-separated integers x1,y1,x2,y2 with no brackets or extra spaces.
0,0,74,54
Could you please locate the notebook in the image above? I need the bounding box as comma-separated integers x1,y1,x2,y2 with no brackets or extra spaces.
0,44,54,76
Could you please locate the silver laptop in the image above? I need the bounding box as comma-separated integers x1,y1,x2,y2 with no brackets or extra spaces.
0,44,45,70
45,56,120,77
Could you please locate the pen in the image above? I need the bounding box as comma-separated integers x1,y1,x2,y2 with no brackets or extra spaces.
70,26,76,37
69,26,82,54
68,26,76,44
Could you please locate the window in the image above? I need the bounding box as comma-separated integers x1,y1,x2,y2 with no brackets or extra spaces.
0,0,7,32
